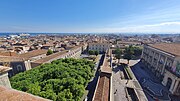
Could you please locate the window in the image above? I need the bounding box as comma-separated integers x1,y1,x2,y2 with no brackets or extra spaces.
16,65,23,71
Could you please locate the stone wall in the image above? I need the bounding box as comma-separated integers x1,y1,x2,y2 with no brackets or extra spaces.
8,62,26,77
0,72,11,88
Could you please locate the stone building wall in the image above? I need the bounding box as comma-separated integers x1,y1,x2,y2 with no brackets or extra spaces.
0,72,11,88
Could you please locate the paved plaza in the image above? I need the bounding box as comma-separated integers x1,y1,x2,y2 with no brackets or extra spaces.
142,78,163,96
112,64,128,101
130,60,171,101
112,59,148,101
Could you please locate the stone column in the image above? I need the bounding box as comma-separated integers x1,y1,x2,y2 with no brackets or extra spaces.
172,80,179,94
151,51,155,65
162,73,168,86
155,54,161,70
24,60,32,70
170,79,176,93
161,57,167,75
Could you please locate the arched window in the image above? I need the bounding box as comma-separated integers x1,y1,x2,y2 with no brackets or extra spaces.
166,78,172,90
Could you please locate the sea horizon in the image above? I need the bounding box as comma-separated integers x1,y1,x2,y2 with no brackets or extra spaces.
0,32,180,37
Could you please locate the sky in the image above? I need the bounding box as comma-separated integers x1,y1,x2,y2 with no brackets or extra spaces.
1,0,180,33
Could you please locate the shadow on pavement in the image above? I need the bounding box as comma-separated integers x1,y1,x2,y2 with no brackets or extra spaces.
131,61,173,101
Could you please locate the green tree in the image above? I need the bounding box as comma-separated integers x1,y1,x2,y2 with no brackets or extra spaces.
47,49,53,55
40,90,57,101
115,48,122,63
123,45,134,64
133,47,142,57
57,92,66,101
10,58,95,101
94,50,99,56
27,82,41,95
88,50,94,55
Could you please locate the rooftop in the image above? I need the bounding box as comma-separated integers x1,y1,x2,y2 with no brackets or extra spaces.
0,86,50,101
100,55,112,74
148,43,180,56
33,50,68,64
18,49,47,59
33,45,82,64
89,42,110,45
0,66,12,74
93,76,110,101
117,41,141,44
0,52,17,56
93,52,112,101
0,56,24,62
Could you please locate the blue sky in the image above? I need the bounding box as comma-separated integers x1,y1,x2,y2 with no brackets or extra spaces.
1,0,180,33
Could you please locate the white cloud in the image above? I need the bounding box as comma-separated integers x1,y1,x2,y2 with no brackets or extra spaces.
144,22,180,27
1,22,180,33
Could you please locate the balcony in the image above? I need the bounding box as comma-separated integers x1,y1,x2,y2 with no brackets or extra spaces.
165,65,180,78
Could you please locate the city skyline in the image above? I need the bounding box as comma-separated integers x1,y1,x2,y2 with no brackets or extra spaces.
1,0,180,33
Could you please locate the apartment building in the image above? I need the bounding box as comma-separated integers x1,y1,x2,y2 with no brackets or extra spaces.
141,43,180,95
88,42,110,53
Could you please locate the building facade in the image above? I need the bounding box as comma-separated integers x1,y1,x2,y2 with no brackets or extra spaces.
0,56,31,77
116,41,141,48
88,43,110,53
141,43,180,96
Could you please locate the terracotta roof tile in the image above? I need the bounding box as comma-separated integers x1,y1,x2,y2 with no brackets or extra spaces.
33,45,82,64
148,43,180,56
94,54,111,101
0,52,17,56
18,49,47,59
33,50,68,64
0,86,50,101
93,76,110,101
0,56,24,62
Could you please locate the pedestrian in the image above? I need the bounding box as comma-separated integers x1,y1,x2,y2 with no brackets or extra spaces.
114,89,117,94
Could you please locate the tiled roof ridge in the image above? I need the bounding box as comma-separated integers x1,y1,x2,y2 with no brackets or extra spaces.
102,76,107,101
148,43,180,56
0,86,50,101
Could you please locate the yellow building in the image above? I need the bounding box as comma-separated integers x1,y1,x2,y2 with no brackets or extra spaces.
141,43,180,96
